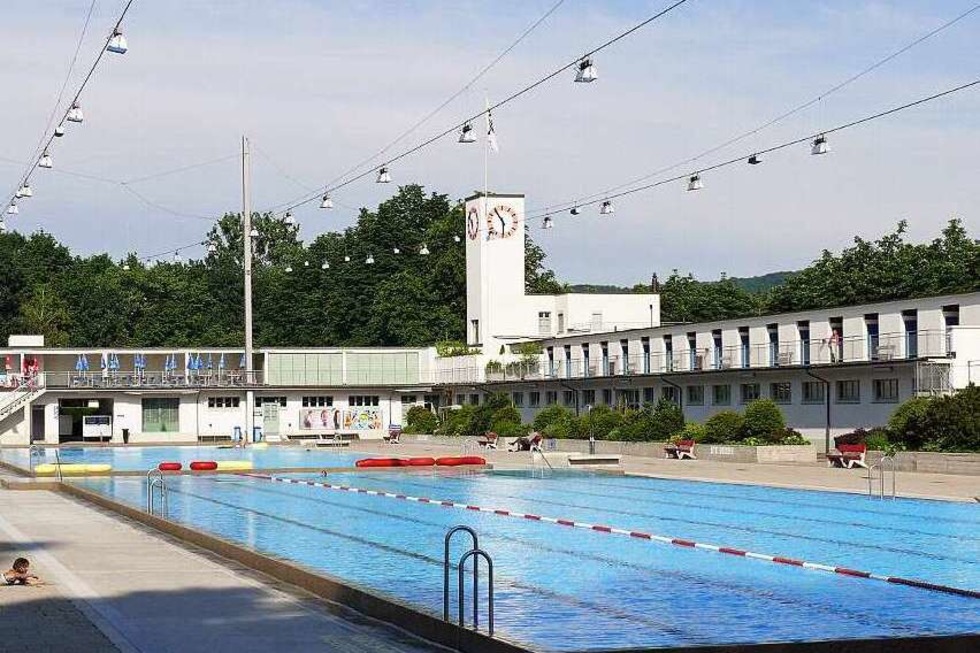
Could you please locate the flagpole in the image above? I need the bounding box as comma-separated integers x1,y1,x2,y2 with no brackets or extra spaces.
242,135,254,448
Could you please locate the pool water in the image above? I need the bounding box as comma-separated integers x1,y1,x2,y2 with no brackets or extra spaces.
74,468,980,651
0,445,362,471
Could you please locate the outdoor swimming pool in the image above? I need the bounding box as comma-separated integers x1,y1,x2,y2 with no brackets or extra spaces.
0,444,363,471
73,466,980,651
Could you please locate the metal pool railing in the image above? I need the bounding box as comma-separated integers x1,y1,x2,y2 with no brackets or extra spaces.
146,469,169,517
868,454,896,500
443,525,494,637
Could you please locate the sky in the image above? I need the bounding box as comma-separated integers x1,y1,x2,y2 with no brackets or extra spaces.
1,0,978,285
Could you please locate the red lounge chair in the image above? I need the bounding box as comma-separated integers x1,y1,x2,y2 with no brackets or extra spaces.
664,439,696,460
383,426,402,444
827,443,868,469
477,431,499,450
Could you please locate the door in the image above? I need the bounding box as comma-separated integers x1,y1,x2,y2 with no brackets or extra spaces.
31,406,44,443
262,403,280,438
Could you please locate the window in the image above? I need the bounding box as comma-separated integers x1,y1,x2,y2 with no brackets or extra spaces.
471,319,480,343
454,394,465,406
512,392,525,408
303,396,333,407
350,395,380,407
582,389,596,406
836,380,860,404
208,396,240,409
142,398,179,433
686,385,704,406
468,394,480,406
557,313,565,333
601,389,613,405
256,396,287,407
662,386,678,404
400,395,417,405
712,384,731,406
740,383,760,404
619,389,640,410
563,390,576,407
529,391,541,408
802,381,825,404
770,382,792,404
538,311,552,335
873,378,899,403
642,387,655,404
545,390,558,405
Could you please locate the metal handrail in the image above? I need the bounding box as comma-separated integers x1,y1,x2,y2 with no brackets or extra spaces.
28,444,42,475
458,549,494,636
868,454,896,500
146,469,169,516
53,447,64,483
444,526,478,621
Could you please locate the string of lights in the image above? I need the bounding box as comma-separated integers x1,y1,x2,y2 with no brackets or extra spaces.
3,0,138,224
526,1,980,220
271,0,693,216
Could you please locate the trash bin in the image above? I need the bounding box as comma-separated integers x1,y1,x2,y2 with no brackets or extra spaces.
233,426,242,443
122,428,130,444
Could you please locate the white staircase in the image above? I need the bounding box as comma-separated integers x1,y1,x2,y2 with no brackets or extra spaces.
0,384,45,423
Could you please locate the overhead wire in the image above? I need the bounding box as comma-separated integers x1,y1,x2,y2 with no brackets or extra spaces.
527,1,980,218
272,0,694,215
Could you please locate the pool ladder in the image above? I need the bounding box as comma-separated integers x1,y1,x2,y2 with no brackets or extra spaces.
28,445,64,482
443,525,494,637
146,469,169,517
868,454,896,500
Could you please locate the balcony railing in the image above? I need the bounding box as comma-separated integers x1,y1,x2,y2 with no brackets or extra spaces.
40,370,265,389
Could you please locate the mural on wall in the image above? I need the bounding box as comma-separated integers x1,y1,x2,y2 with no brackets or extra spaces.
299,408,342,430
343,408,384,431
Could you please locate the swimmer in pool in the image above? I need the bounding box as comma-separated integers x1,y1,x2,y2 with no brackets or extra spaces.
4,558,41,586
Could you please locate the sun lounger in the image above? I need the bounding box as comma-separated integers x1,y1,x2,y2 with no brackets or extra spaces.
383,427,401,444
477,432,499,450
664,439,696,460
827,443,867,469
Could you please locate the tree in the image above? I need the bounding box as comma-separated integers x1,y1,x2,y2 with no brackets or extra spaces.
16,284,70,346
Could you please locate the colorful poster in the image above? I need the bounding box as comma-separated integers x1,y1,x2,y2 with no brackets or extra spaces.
298,407,342,430
343,407,383,431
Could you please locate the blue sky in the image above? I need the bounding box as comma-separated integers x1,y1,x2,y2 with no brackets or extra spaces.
1,0,977,284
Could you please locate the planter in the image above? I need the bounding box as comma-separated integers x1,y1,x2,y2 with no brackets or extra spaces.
867,451,980,476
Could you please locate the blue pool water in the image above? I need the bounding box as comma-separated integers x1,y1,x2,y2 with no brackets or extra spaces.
74,468,980,651
0,445,362,471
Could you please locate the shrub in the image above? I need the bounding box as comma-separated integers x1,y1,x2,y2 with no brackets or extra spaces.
771,427,808,445
532,405,575,433
436,405,475,436
915,384,980,452
489,406,526,438
675,422,707,443
702,411,745,444
742,399,785,441
579,405,623,440
887,397,931,450
835,428,871,446
649,399,685,441
404,405,437,434
542,420,572,439
863,427,891,452
469,393,512,435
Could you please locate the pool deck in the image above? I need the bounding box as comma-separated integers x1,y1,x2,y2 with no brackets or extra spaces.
0,485,448,653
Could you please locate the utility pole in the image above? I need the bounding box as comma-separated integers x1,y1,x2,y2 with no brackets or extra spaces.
242,135,254,446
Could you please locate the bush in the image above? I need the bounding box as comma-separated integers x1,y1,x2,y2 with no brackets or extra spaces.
649,399,685,441
542,420,573,439
532,405,575,433
675,422,707,443
702,411,745,444
469,393,512,435
404,405,437,435
489,406,527,438
436,405,475,436
579,405,623,440
863,427,891,452
834,428,870,446
771,427,808,445
887,397,931,450
742,399,785,441
914,384,980,452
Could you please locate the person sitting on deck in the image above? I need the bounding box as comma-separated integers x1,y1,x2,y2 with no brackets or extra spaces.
4,558,41,586
508,432,542,452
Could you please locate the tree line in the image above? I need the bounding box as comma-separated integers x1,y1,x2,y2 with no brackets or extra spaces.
0,184,975,348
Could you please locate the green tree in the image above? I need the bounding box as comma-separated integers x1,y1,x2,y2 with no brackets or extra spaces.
16,284,71,346
742,399,786,442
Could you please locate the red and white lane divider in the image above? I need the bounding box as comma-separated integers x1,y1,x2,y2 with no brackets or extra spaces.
240,473,979,600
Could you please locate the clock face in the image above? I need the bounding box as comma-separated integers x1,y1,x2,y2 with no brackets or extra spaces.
466,207,480,240
485,204,519,239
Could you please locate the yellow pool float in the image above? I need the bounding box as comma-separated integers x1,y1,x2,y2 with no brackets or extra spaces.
215,460,253,471
250,442,269,450
34,463,112,475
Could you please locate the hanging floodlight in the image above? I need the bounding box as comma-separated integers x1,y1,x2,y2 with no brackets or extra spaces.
343,255,351,262
365,254,375,264
6,203,18,215
173,252,182,263
811,134,829,155
453,235,461,243
570,207,581,216
458,122,477,144
206,242,217,254
39,150,53,169
419,244,430,256
284,211,297,228
321,261,329,270
249,227,259,238
319,194,333,209
107,29,128,54
122,263,130,271
0,218,6,233
687,173,703,191
575,57,597,83
66,102,84,123
599,200,614,215
747,154,762,165
376,166,391,183
285,265,293,273
15,184,32,199
54,123,66,137
542,216,554,229
392,247,400,254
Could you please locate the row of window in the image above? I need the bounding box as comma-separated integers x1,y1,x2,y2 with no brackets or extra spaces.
206,395,382,409
503,378,900,409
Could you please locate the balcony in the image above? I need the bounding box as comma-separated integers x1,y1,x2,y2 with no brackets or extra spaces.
41,370,265,390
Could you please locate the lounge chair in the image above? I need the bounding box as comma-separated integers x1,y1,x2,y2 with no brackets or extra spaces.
477,431,499,450
827,443,867,469
383,426,402,444
664,439,696,460
508,433,543,452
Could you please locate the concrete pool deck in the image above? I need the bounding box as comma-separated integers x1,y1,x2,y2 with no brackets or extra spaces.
0,487,449,653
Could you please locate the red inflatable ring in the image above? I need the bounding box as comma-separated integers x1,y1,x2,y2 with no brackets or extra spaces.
355,458,403,468
435,456,487,467
406,457,436,467
158,462,182,471
189,461,218,471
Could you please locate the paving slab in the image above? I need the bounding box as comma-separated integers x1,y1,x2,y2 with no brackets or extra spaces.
0,488,447,653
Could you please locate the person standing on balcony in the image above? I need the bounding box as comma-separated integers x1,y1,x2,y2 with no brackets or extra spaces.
829,329,841,363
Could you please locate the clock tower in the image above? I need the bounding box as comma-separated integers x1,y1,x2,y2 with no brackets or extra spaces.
465,192,526,353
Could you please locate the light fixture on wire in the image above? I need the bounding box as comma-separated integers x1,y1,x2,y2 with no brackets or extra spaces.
542,216,554,229
453,235,461,243
575,57,597,83
15,184,32,199
321,261,329,270
458,122,477,144
304,260,310,268
747,154,762,165
173,252,182,264
122,263,130,271
6,203,18,215
599,200,614,215
107,29,128,54
66,102,84,123
285,264,293,273
392,247,400,254
249,227,259,238
206,242,217,254
54,123,66,137
39,150,53,169
419,244,430,256
365,254,375,265
344,255,351,263
570,207,581,216
811,134,829,155
0,219,6,234
283,211,297,228
376,166,391,184
687,173,703,191
319,194,333,209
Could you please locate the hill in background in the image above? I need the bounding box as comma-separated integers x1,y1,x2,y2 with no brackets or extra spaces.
568,270,796,295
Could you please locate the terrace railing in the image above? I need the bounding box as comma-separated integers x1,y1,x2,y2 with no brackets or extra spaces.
42,370,265,390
